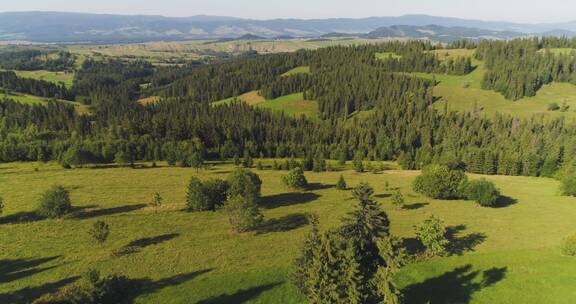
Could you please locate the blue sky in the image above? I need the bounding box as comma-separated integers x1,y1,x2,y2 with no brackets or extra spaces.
0,0,572,23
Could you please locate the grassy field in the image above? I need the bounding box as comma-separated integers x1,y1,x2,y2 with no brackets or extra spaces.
214,92,318,118
396,50,576,121
1,91,90,114
256,93,318,118
11,70,74,88
1,161,576,303
281,66,311,77
375,52,403,60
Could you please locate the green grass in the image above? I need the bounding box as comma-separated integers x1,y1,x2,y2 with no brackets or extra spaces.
2,161,576,303
0,91,90,114
375,52,403,60
281,66,311,77
256,93,318,118
403,59,576,121
538,48,576,56
12,70,74,88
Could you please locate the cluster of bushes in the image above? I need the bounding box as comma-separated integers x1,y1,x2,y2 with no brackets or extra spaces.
186,168,263,233
413,164,501,207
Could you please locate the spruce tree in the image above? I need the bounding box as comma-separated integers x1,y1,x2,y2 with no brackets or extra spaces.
336,175,347,190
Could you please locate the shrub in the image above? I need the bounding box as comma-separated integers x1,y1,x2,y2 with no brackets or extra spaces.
336,175,347,190
186,178,229,212
415,215,448,257
224,195,263,233
150,192,163,212
282,167,308,190
89,221,110,245
186,177,210,211
391,190,405,209
0,195,4,215
33,270,135,304
413,164,467,199
463,179,500,207
227,169,262,201
548,102,560,111
203,179,229,209
37,186,72,218
561,174,576,197
353,153,364,173
561,234,576,256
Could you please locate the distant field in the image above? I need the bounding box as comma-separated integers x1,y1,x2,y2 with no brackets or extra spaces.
375,52,403,60
137,96,161,105
256,93,318,118
67,38,400,64
1,91,90,114
214,91,318,118
538,48,576,56
12,70,74,88
2,161,576,303
429,48,476,60
281,66,311,77
401,53,576,121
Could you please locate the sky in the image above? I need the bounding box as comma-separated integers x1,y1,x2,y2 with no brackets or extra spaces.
0,0,574,23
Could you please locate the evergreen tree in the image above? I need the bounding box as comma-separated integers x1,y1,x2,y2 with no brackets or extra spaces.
415,215,449,257
224,194,263,233
336,175,347,190
89,221,110,245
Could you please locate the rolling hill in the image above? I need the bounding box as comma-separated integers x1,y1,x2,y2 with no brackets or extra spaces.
3,12,576,43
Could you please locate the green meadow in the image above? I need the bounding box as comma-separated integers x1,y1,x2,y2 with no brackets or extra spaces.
215,92,318,118
1,161,576,303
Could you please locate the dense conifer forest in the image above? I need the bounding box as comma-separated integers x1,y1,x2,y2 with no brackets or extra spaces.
1,39,576,179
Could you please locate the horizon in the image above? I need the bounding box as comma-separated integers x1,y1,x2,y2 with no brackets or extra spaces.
2,0,576,24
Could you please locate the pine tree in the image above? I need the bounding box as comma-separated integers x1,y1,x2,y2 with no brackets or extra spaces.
336,175,347,190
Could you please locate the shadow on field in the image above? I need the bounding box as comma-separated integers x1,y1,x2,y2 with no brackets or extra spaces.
126,269,213,300
375,193,392,199
306,183,333,191
402,265,507,304
0,256,61,284
261,193,320,209
0,211,44,225
494,195,518,208
446,225,487,256
197,282,283,304
403,202,429,210
113,233,180,257
73,204,147,219
0,276,79,303
127,233,180,248
257,213,309,234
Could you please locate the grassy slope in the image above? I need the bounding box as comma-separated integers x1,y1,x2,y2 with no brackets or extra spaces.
256,93,318,118
1,161,576,303
12,70,74,88
281,66,311,77
375,52,403,60
393,49,576,121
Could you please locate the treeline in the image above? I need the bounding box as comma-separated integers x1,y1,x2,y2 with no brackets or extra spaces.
478,38,576,100
0,50,75,71
0,71,73,100
2,41,575,179
150,51,313,103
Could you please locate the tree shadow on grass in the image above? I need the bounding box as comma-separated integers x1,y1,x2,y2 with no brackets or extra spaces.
0,211,44,225
494,195,518,208
261,193,320,209
257,213,309,234
127,269,214,301
403,202,429,210
72,204,147,220
126,233,180,248
0,276,79,304
197,282,283,304
375,193,391,199
446,225,487,256
113,233,180,257
402,265,507,304
0,256,61,284
306,183,333,191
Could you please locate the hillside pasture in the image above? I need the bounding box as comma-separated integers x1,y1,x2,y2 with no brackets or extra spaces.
281,66,311,77
1,161,576,303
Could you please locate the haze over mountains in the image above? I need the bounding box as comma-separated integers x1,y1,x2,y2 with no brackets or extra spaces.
3,11,576,43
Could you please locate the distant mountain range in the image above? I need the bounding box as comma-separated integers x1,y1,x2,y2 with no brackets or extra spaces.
2,11,576,43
